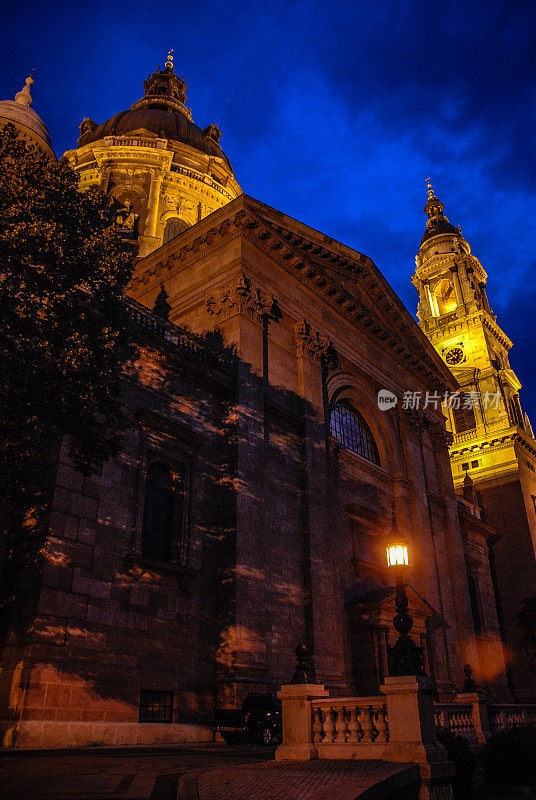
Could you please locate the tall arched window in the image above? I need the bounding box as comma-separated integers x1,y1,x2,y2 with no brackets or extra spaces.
141,462,174,562
163,218,189,244
330,402,380,465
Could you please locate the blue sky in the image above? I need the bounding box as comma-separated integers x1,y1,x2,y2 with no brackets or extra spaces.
2,0,536,416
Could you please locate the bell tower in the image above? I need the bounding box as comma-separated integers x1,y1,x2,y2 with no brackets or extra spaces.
413,181,536,701
412,181,529,449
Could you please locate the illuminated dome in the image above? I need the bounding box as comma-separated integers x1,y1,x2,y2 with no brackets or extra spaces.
65,52,241,257
77,56,231,168
0,74,54,158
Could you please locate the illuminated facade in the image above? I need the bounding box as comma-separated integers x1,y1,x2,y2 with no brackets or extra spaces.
0,62,532,749
63,51,241,257
413,183,536,700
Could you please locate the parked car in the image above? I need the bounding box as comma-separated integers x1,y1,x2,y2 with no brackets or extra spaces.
213,693,282,745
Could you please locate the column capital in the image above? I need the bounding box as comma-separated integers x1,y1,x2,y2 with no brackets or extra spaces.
207,273,276,325
294,319,338,368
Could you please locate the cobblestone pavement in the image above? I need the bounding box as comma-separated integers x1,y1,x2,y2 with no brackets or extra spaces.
0,744,274,800
179,759,420,800
0,747,419,800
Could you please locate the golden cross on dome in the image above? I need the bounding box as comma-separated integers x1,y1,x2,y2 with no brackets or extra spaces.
425,177,434,198
165,49,174,70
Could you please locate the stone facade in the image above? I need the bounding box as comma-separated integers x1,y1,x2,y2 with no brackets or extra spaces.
0,67,526,749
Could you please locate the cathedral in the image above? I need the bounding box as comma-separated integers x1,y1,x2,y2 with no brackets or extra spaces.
0,54,535,748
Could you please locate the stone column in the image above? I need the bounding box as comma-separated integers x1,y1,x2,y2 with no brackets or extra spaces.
99,165,111,194
138,168,164,257
294,320,346,690
206,274,275,706
419,280,433,319
448,266,464,308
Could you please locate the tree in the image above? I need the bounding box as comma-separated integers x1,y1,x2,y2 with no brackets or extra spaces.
0,123,136,514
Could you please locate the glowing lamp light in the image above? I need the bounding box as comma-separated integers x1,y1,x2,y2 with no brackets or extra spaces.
386,544,408,568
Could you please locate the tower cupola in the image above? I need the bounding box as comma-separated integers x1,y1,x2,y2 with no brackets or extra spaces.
420,180,460,245
132,50,191,120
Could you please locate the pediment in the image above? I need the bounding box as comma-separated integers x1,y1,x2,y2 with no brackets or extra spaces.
133,194,457,391
240,198,456,391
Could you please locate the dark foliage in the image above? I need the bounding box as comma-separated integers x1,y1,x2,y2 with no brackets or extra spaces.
484,725,536,787
0,123,135,511
437,728,476,800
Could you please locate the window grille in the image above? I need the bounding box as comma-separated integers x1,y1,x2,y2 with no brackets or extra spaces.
452,404,476,434
139,690,173,723
163,218,189,244
330,402,380,465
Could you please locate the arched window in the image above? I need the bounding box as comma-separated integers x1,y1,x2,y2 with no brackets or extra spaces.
141,462,174,562
330,402,380,465
433,278,457,315
163,218,189,244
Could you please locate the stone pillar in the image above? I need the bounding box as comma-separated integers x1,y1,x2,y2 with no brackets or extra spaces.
293,320,345,690
449,266,464,308
99,165,111,194
424,282,437,317
381,676,455,800
479,282,493,315
206,274,275,705
419,280,433,319
275,683,329,761
139,168,164,256
455,690,491,743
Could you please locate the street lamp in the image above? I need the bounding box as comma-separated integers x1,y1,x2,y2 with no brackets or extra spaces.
386,536,425,677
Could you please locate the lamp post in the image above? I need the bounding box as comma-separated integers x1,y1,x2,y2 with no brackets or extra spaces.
386,539,425,677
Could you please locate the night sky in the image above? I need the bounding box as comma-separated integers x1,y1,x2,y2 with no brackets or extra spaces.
2,1,535,416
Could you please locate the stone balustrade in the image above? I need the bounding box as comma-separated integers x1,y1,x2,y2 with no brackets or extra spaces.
312,696,388,750
276,677,455,800
488,704,536,734
434,703,477,742
434,696,536,743
125,297,229,369
452,428,479,445
103,135,167,149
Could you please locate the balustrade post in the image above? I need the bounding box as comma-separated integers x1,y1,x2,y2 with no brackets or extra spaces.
456,691,491,743
275,682,329,761
381,675,455,800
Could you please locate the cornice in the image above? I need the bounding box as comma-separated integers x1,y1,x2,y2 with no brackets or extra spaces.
130,197,455,390
239,206,454,391
128,212,244,291
425,309,512,350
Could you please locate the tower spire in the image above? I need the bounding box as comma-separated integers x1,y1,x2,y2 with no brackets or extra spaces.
165,49,174,71
14,71,35,107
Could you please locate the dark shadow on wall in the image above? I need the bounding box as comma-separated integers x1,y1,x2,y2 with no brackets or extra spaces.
0,307,427,744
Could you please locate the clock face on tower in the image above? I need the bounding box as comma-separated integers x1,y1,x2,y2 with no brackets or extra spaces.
445,346,464,366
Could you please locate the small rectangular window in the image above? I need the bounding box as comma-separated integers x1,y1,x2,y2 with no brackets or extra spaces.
139,690,174,723
471,460,479,468
461,462,469,471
